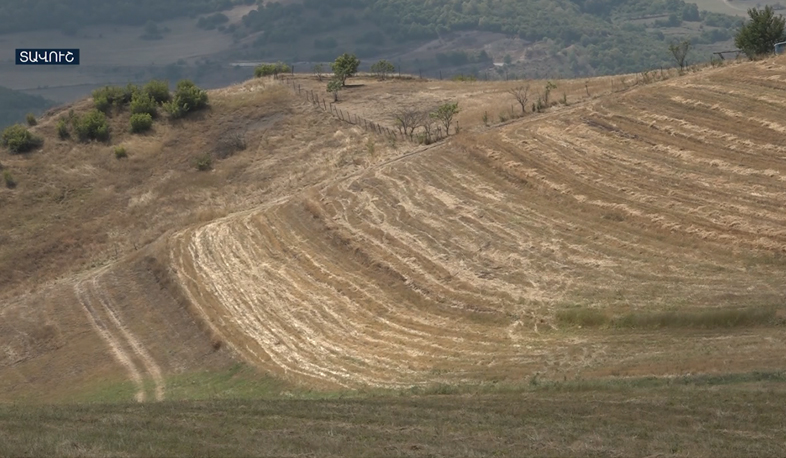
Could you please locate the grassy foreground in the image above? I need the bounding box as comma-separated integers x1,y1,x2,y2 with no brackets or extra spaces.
2,370,786,457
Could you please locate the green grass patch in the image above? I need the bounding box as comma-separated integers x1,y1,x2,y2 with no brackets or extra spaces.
556,307,610,327
1,371,785,457
556,306,780,329
613,307,778,329
164,364,290,401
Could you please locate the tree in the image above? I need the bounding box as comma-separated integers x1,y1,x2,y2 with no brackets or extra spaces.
331,53,360,86
393,107,426,139
430,102,460,136
682,4,700,21
371,60,395,79
254,62,291,78
327,78,342,102
735,6,786,58
313,63,324,81
508,85,530,114
668,40,691,71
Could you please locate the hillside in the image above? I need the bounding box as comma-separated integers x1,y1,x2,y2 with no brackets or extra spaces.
0,86,55,130
2,56,786,405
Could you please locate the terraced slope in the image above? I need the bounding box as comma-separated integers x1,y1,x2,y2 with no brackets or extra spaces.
168,60,786,388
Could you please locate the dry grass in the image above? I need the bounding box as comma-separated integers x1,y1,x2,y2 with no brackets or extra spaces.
2,55,786,405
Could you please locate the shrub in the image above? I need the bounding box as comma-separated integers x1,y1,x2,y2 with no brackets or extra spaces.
1,124,43,153
56,118,69,139
3,169,16,188
93,94,111,113
370,59,395,79
214,131,247,159
143,80,171,103
25,113,37,126
72,109,110,142
122,83,141,104
130,92,157,117
194,152,212,171
129,113,153,133
164,80,208,118
92,86,126,112
254,62,290,77
114,145,128,159
162,99,188,118
176,80,208,110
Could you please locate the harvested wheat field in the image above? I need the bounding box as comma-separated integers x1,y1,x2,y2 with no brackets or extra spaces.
171,59,786,389
1,56,786,406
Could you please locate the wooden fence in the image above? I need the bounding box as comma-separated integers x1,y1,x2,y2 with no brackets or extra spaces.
277,77,408,141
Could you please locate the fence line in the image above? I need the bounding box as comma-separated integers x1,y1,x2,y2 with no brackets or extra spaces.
276,76,409,142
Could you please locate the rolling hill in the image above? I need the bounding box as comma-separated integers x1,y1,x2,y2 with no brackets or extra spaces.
1,55,786,455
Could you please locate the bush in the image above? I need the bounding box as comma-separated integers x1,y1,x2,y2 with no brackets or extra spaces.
92,86,126,112
176,80,208,109
56,118,69,139
143,80,171,103
25,113,37,126
93,94,111,113
114,145,128,159
164,80,208,118
3,169,16,188
254,62,291,77
194,152,213,171
1,124,43,153
122,83,141,104
130,92,157,117
72,109,110,142
129,113,153,133
370,59,395,79
162,99,188,118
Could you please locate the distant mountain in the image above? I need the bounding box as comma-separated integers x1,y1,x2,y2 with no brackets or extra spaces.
0,0,253,35
0,86,55,130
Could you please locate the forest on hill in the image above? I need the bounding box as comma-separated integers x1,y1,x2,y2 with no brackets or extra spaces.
235,0,742,75
0,0,743,77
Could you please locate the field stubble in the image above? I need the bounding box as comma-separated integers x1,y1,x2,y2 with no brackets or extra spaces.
170,59,786,388
2,57,786,402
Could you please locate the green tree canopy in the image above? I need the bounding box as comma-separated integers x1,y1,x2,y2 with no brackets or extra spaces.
327,78,342,101
331,53,360,86
735,6,786,58
370,59,395,79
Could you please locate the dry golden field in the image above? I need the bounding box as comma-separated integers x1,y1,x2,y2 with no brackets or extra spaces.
1,56,785,405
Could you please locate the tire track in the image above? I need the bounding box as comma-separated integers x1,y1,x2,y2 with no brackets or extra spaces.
74,278,147,402
73,271,165,401
92,275,165,401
